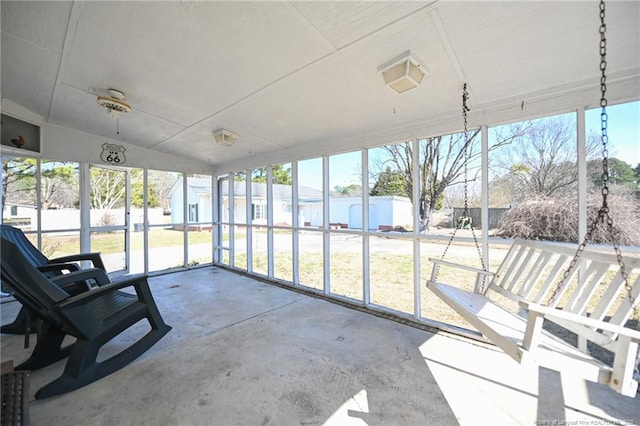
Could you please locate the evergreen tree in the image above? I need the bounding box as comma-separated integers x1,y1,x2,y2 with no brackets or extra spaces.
370,167,406,196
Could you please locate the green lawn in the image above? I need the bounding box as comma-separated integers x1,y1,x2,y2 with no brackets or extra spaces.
40,227,218,257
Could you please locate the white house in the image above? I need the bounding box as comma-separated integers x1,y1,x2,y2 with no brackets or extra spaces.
169,178,324,227
168,178,214,228
329,195,413,230
170,178,412,230
169,178,412,230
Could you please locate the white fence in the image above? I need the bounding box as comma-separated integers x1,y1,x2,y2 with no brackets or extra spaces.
3,206,164,230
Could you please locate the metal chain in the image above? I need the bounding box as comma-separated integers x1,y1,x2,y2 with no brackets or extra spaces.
549,0,635,311
437,84,487,291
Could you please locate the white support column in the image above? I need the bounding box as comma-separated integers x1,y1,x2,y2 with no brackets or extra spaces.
36,159,42,248
323,155,330,295
292,161,300,285
212,174,219,264
182,173,188,268
481,125,489,266
143,169,149,273
577,108,587,291
577,108,587,242
266,166,274,278
229,172,236,268
412,139,422,319
246,171,253,272
79,163,91,253
362,148,370,305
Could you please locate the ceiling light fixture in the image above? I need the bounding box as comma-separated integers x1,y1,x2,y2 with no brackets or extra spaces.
97,89,131,135
213,129,238,146
97,89,132,118
378,50,428,94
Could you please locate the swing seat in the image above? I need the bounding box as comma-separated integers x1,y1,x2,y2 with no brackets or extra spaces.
427,238,640,397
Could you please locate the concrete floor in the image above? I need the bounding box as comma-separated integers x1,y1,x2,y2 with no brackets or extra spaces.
1,267,638,425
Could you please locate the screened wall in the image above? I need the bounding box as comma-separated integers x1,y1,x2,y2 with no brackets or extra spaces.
1,157,214,277
213,101,640,332
2,101,638,334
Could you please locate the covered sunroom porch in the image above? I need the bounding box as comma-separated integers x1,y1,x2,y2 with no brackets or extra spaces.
2,267,639,424
1,0,639,424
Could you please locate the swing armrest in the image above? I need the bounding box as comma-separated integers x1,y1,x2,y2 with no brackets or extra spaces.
520,300,640,341
428,258,494,277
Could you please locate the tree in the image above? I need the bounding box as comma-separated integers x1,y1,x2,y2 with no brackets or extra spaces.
40,161,78,209
148,170,179,212
490,117,599,204
251,164,292,185
334,184,363,197
372,127,521,230
89,167,129,210
371,131,486,230
131,180,160,208
370,167,405,197
587,158,638,190
2,158,37,215
488,164,529,207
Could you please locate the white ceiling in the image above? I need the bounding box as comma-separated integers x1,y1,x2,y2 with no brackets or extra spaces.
2,1,639,172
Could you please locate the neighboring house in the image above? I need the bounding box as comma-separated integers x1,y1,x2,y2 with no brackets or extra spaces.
169,178,413,230
169,178,214,227
1,203,37,223
329,195,413,230
169,178,323,227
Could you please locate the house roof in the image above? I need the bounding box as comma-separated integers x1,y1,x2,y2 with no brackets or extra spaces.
170,177,322,201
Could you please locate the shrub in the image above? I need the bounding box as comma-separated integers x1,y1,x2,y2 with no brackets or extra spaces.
496,191,640,245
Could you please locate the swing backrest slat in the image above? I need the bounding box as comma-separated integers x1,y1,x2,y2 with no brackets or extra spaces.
486,239,639,343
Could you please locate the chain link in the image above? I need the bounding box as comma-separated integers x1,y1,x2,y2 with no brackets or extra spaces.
549,0,635,312
436,83,487,292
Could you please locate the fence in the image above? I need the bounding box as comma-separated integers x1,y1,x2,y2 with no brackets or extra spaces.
450,207,510,230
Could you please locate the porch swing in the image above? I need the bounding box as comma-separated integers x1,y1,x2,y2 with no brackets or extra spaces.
426,0,640,397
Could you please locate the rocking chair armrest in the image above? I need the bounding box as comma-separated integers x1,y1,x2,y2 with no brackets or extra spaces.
520,300,640,341
49,252,106,271
51,268,112,289
56,274,151,309
37,262,81,275
428,258,495,277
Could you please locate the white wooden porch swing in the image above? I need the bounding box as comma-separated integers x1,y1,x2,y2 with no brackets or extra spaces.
426,0,640,398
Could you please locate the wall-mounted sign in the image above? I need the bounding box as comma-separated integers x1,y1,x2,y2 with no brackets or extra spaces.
100,143,126,165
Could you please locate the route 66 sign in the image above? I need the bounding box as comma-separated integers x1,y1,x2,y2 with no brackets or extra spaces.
100,143,126,165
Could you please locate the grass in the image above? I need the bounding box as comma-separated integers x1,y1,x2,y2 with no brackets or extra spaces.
37,229,639,334
39,227,214,257
230,246,500,329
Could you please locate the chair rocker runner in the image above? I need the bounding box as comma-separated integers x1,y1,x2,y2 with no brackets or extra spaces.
427,0,639,397
1,224,108,335
0,238,172,399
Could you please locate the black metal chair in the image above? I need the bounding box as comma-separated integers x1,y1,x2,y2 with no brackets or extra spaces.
1,224,107,334
0,238,171,399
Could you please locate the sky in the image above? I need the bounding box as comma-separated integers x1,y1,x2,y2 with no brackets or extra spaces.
299,100,639,190
585,101,639,167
